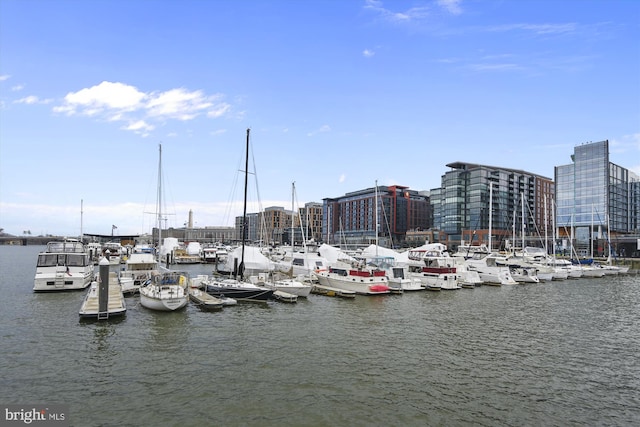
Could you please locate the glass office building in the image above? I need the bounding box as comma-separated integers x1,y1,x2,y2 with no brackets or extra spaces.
555,140,640,256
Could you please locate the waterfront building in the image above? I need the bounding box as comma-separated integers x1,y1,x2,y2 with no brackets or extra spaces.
322,185,431,248
234,212,259,243
257,206,290,245
555,140,640,257
298,202,323,243
430,162,554,252
157,226,236,244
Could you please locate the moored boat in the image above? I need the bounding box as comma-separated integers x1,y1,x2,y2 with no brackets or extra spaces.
314,263,390,295
139,271,189,311
33,239,95,292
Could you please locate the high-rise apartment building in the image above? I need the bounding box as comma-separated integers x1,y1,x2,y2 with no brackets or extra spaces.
322,185,430,247
430,162,554,251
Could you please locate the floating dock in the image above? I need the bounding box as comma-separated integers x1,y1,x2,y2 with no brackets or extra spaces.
79,258,126,320
311,284,356,298
79,272,126,320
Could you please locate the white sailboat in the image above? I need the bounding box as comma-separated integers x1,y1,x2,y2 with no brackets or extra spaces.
139,144,188,311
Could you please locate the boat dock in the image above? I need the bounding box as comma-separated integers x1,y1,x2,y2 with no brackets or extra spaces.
79,272,126,320
311,284,356,298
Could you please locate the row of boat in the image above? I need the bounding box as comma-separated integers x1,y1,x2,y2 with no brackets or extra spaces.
34,238,631,318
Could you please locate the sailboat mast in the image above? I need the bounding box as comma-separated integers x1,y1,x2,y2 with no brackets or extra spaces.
157,143,163,253
488,183,493,251
375,181,379,254
544,195,548,254
521,192,525,250
291,181,295,248
590,204,594,258
239,128,250,279
80,199,84,242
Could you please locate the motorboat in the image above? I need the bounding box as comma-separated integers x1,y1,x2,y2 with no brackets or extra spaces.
119,246,160,295
33,239,95,292
251,272,312,298
314,260,390,296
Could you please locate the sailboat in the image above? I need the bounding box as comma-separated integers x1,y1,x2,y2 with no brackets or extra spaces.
139,144,189,311
203,129,275,303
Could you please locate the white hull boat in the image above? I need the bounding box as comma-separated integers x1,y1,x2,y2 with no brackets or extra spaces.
139,272,189,311
315,266,390,295
34,239,94,292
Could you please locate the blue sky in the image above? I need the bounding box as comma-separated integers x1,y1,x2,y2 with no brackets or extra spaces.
1,0,638,237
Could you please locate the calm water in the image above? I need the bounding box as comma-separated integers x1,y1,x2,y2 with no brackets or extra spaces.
1,245,639,427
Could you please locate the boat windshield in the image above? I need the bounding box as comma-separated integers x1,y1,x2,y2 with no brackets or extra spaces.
46,241,85,253
37,253,88,267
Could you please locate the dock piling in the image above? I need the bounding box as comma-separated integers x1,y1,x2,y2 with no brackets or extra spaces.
98,257,110,318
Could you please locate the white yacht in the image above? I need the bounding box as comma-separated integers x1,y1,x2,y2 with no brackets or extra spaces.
33,239,95,292
251,272,312,298
119,246,160,295
406,245,460,290
272,247,331,277
314,260,391,296
453,246,517,286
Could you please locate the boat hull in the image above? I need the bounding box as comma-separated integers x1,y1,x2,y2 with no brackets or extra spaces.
139,275,189,311
34,273,93,292
205,279,274,302
315,271,390,295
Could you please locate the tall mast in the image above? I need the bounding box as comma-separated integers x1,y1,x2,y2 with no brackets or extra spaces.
521,192,525,250
239,128,250,279
488,182,493,251
80,199,84,242
157,144,163,253
292,181,295,248
375,181,379,255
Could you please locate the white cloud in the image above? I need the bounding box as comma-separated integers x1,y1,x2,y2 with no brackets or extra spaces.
124,120,154,132
206,103,231,118
14,96,40,104
488,23,577,35
51,81,232,135
339,174,346,183
468,63,521,71
0,75,10,81
306,124,332,137
437,0,462,15
14,95,52,105
11,84,24,91
363,49,375,57
56,81,146,115
364,0,430,24
146,88,211,120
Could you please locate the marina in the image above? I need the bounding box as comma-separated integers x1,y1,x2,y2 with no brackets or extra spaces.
2,245,640,426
